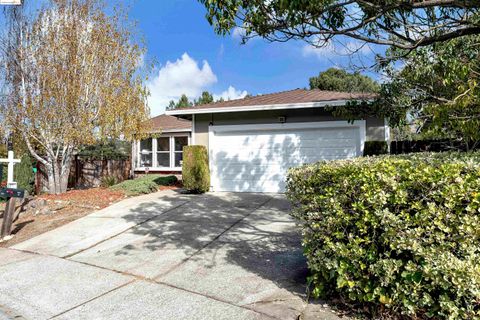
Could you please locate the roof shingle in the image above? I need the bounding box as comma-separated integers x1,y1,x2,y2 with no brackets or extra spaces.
147,114,191,132
171,89,375,111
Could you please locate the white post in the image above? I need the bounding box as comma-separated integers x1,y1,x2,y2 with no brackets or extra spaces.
0,151,21,189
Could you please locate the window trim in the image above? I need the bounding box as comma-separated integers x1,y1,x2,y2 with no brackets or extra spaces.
136,133,190,171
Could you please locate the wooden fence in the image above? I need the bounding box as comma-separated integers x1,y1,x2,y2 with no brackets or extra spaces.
390,139,479,154
36,157,131,193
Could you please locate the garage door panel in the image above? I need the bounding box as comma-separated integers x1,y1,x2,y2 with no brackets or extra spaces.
214,137,357,150
213,130,355,147
214,147,357,166
210,123,363,192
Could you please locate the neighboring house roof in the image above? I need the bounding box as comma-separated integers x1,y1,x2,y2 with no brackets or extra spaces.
166,89,376,115
147,114,191,132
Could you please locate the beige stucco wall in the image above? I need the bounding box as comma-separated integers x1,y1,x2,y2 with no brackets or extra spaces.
193,108,387,149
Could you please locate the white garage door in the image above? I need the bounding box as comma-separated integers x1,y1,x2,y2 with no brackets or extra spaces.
209,121,366,193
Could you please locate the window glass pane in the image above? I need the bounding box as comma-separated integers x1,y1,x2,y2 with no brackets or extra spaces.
175,136,188,151
157,137,170,152
157,153,170,167
174,152,183,167
140,139,152,152
140,154,152,167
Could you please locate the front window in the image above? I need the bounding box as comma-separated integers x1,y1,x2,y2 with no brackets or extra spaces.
137,135,189,169
174,136,188,167
157,137,170,167
139,138,153,167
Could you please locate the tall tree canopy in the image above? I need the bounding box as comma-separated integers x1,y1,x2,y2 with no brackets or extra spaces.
198,0,480,50
195,91,214,106
378,35,480,148
310,68,379,93
166,94,193,110
0,0,150,194
166,91,217,110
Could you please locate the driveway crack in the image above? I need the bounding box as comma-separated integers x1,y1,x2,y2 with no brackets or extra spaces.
48,279,137,319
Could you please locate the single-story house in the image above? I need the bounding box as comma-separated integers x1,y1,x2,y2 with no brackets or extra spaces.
165,88,389,193
131,114,192,174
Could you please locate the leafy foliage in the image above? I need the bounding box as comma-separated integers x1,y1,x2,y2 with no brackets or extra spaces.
309,68,379,93
194,91,214,106
0,0,150,194
286,152,480,319
100,175,119,188
78,140,131,160
110,174,177,196
198,0,480,50
182,145,209,193
167,91,220,110
167,94,193,110
14,153,35,194
379,35,480,148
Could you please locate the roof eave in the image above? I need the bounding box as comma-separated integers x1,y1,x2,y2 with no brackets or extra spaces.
165,99,374,116
147,128,192,134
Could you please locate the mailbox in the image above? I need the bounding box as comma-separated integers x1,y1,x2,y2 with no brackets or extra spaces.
0,188,24,199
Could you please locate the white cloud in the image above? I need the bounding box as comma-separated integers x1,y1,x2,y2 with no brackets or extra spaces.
232,26,246,40
302,39,372,58
213,86,248,101
147,53,217,115
146,53,248,116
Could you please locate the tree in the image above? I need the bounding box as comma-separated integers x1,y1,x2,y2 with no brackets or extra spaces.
166,94,193,110
167,100,177,111
194,91,214,106
198,0,480,51
309,68,379,93
0,0,150,194
378,35,480,148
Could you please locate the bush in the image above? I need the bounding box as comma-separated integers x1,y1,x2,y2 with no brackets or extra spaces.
286,152,480,319
110,174,177,196
182,145,209,193
14,154,35,194
78,140,130,160
100,175,119,188
364,140,389,156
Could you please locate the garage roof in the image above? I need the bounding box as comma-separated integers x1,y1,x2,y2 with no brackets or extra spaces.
165,89,375,115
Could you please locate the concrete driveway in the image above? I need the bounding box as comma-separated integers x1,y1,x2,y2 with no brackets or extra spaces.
0,190,339,320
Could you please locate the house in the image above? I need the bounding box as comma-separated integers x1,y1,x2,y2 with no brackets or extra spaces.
165,89,388,193
131,114,191,174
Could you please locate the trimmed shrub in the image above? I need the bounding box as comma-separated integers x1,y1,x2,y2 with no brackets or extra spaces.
363,140,389,156
286,152,480,319
14,154,35,195
110,174,177,196
182,145,209,193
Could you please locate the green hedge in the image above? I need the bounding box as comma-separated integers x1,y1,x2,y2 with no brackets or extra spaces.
286,152,480,319
182,145,210,193
110,174,177,196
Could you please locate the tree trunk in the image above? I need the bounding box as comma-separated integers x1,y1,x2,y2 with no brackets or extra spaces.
46,164,57,195
45,154,72,194
59,155,72,193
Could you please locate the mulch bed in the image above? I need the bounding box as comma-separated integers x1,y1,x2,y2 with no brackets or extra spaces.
0,185,179,247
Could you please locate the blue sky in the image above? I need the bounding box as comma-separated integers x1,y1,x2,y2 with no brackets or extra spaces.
132,1,382,116
0,0,382,116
